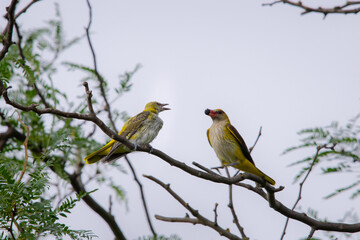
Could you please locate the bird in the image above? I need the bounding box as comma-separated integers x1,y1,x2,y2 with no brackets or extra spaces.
84,101,170,164
205,108,275,185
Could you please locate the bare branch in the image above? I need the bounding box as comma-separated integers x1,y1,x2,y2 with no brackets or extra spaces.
249,126,262,154
213,203,219,226
263,0,360,16
16,111,29,184
68,171,126,240
155,215,200,224
225,167,248,238
125,156,157,237
14,0,41,19
85,0,117,132
192,161,218,175
307,227,316,240
280,144,331,240
0,0,18,61
144,175,242,240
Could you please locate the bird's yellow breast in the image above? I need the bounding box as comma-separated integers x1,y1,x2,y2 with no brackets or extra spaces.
209,122,246,165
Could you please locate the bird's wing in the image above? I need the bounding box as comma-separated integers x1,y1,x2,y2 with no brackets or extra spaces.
206,128,212,147
102,111,151,162
119,111,151,139
226,124,255,166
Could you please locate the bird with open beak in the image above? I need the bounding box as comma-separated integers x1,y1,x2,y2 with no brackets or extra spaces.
84,101,170,164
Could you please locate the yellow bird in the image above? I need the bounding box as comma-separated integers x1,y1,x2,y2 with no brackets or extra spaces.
84,101,170,164
205,108,275,185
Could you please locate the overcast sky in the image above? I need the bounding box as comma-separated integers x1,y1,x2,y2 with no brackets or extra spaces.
2,0,360,239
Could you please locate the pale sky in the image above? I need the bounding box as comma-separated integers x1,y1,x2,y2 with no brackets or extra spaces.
2,0,360,239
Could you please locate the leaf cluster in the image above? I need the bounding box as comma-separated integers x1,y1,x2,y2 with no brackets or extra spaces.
285,114,360,199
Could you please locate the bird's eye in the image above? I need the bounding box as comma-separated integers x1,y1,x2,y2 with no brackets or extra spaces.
217,110,223,114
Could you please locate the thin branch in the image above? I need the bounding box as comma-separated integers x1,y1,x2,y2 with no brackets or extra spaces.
68,171,126,240
249,126,262,154
125,156,157,237
280,144,331,240
225,167,248,239
14,21,52,109
263,0,360,17
192,161,218,175
85,0,117,132
213,203,219,226
307,228,316,240
108,195,112,215
16,111,29,184
8,207,16,240
0,0,18,61
14,0,41,19
144,174,242,240
155,215,200,224
0,112,26,151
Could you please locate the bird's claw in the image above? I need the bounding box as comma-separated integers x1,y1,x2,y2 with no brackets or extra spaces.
133,143,138,151
147,144,154,153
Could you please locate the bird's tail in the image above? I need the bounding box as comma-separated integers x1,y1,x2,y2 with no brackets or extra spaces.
84,140,115,164
236,162,276,185
262,174,276,186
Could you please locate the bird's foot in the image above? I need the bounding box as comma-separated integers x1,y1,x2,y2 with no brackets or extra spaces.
133,143,138,151
225,162,238,167
147,144,154,153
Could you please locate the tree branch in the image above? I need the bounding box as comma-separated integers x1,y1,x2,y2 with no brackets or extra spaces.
0,0,18,61
85,0,117,132
144,175,243,240
280,144,332,240
2,80,360,234
225,167,248,239
125,156,157,237
14,0,40,19
68,171,126,240
263,0,360,17
249,126,262,154
16,111,29,184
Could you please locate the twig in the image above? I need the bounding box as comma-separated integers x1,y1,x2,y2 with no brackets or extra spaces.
280,144,329,240
68,170,126,240
14,21,52,109
144,174,242,240
155,215,200,224
192,161,218,175
213,203,219,226
307,228,316,240
249,126,262,154
16,111,29,184
0,0,18,61
125,156,157,237
85,0,117,132
8,207,16,240
14,0,40,19
109,195,112,215
263,0,360,17
225,167,248,239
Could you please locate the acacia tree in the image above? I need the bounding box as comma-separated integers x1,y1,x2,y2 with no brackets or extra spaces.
1,0,359,240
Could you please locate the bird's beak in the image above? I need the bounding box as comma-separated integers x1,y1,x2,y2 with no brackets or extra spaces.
205,108,215,118
159,103,170,111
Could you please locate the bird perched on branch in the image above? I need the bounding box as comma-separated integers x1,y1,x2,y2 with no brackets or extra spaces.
84,101,170,164
205,108,275,185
